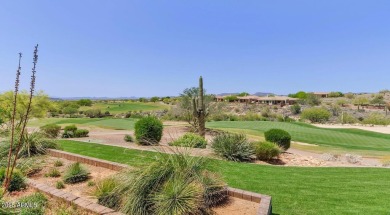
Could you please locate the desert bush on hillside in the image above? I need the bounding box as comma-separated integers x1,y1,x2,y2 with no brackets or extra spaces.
328,92,344,97
301,107,331,123
253,141,281,161
362,113,390,125
134,116,163,145
339,113,358,124
305,93,321,106
77,99,93,106
40,124,61,138
329,104,341,116
63,162,90,184
116,151,227,215
264,129,291,150
211,133,255,162
62,106,78,115
290,104,301,114
169,133,207,148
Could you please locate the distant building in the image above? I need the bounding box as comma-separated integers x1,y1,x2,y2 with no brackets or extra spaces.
214,95,297,106
312,92,330,98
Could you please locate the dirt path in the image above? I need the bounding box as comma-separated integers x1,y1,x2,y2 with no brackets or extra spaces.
313,124,390,134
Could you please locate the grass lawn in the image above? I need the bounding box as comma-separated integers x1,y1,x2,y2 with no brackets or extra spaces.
29,118,137,130
58,140,390,215
207,121,390,153
79,102,168,114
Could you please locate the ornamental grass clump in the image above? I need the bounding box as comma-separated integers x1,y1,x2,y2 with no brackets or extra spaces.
0,168,26,192
115,150,228,215
211,132,255,162
91,177,121,209
63,162,89,184
169,133,207,148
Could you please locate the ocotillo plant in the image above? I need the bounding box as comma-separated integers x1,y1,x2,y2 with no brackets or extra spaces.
3,44,39,191
192,76,208,137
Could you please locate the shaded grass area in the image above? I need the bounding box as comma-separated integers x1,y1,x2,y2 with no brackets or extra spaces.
79,102,169,114
207,121,390,152
58,140,390,215
29,118,137,130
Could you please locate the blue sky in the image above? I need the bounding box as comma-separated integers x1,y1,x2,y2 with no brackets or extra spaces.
0,1,389,97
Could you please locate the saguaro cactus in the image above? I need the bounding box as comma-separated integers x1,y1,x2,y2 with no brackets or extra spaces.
192,76,208,137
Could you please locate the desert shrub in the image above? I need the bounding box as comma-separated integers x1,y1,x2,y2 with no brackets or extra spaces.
87,181,96,186
45,168,61,178
339,113,358,124
0,168,26,192
74,129,89,138
328,92,344,97
290,104,301,114
124,134,134,142
301,107,331,123
91,177,121,209
84,109,103,118
134,116,163,145
211,133,255,162
77,99,92,106
253,141,281,161
305,93,322,106
116,151,227,215
362,113,390,125
63,162,90,184
264,129,291,150
18,192,47,215
62,107,78,115
54,160,63,167
40,124,61,138
56,181,65,189
169,133,207,148
62,125,78,138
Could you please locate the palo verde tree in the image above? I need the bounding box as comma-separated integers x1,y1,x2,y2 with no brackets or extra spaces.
3,45,39,192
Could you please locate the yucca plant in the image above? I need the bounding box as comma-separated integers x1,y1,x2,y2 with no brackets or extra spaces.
116,149,228,215
211,132,255,162
63,162,89,184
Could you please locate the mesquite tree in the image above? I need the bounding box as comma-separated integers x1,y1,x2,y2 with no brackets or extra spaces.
192,76,208,137
3,45,38,191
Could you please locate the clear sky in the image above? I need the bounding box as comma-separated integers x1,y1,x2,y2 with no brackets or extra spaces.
0,1,389,97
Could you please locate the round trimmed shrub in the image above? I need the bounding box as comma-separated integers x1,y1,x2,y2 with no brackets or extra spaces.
254,141,281,161
169,133,207,148
134,116,163,145
40,124,61,138
264,129,291,150
0,168,26,192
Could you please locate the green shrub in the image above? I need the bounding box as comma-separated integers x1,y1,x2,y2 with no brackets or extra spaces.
84,109,103,118
91,177,120,209
169,133,207,148
134,116,163,145
46,168,61,178
124,134,134,142
211,133,255,162
117,151,227,215
290,104,301,114
264,129,291,150
74,129,89,138
254,141,281,160
40,124,61,138
54,160,63,167
62,125,78,138
87,181,95,187
301,107,331,123
0,168,26,192
56,181,65,189
63,162,90,184
18,192,47,215
362,113,390,125
340,113,358,124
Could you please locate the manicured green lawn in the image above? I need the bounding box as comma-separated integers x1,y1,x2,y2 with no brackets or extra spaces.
29,118,137,130
207,121,390,152
58,140,390,215
79,102,168,114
